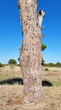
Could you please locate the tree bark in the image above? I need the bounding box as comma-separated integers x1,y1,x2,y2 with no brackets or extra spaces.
18,0,42,103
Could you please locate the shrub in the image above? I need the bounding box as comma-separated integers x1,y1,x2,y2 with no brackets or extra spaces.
42,44,46,51
43,63,49,67
0,63,3,67
55,62,61,67
48,63,53,67
18,57,20,61
43,63,56,67
5,64,9,66
8,59,17,65
43,62,61,67
17,64,20,66
45,68,49,71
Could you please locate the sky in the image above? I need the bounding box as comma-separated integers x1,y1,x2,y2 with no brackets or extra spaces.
0,0,61,64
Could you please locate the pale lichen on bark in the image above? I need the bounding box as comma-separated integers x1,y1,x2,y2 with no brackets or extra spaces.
18,0,42,103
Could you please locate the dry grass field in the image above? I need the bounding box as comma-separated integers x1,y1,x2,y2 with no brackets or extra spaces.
0,66,61,110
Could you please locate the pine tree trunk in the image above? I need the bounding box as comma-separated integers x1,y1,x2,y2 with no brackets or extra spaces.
18,0,42,103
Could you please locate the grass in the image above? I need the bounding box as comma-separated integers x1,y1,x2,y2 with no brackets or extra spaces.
43,78,61,87
0,66,61,87
0,66,22,82
0,66,61,110
54,70,58,72
50,80,61,87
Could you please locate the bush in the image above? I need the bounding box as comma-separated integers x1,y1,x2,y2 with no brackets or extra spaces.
45,68,49,71
42,44,46,51
18,57,20,61
43,63,49,67
2,64,5,67
43,63,56,67
17,64,20,66
8,59,17,65
48,63,55,67
0,63,3,67
55,62,61,67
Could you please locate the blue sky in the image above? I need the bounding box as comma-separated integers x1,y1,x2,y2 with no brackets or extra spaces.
0,0,61,64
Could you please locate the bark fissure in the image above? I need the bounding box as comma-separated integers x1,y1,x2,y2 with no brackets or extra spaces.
18,0,42,103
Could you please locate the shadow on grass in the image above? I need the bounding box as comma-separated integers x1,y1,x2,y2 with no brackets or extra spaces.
0,78,23,85
42,80,52,87
0,78,52,86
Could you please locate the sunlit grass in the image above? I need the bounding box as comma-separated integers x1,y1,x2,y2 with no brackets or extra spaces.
0,66,61,87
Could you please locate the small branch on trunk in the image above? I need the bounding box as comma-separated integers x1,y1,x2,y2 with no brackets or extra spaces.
42,34,44,37
18,0,20,9
40,26,44,30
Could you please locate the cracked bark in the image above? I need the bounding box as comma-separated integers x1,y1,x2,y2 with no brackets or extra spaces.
18,0,42,103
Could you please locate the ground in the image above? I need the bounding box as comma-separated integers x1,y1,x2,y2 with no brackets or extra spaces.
0,66,61,110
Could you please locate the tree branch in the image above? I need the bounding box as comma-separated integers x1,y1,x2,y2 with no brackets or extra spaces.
40,26,44,30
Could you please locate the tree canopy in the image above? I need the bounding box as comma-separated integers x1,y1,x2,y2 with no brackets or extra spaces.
42,44,46,51
8,59,17,65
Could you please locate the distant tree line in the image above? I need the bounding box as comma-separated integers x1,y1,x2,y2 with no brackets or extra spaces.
43,62,61,67
0,59,61,68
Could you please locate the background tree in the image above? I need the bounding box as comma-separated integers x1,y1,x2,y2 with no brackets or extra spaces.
18,57,20,62
42,58,45,65
0,63,3,67
8,59,17,65
42,44,46,51
42,44,46,65
56,62,61,67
